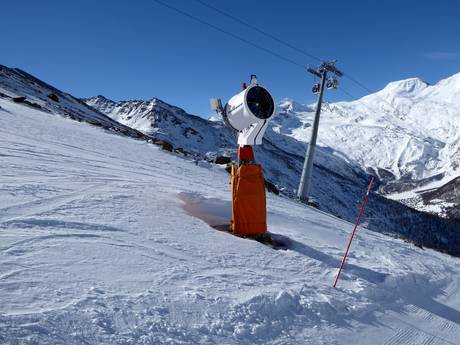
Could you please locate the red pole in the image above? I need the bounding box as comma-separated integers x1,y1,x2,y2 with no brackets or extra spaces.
333,176,375,288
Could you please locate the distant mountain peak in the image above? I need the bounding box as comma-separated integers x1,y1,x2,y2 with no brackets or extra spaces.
278,98,312,113
84,94,114,104
95,94,110,100
381,77,429,94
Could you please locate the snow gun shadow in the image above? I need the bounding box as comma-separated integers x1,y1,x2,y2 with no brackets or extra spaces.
178,192,232,230
178,192,287,247
178,192,387,283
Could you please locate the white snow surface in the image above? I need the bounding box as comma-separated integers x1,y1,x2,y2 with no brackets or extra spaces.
1,98,460,344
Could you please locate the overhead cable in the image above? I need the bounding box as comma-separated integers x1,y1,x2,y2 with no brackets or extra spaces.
152,0,306,69
192,0,322,63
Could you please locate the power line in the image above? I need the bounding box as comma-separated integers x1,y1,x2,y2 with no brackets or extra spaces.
190,0,401,115
152,0,306,69
338,87,359,101
154,0,403,117
344,74,376,95
191,0,322,63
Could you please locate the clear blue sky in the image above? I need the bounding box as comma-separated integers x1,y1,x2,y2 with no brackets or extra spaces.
2,0,459,117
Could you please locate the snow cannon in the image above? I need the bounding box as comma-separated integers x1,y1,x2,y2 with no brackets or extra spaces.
223,83,275,146
210,75,275,237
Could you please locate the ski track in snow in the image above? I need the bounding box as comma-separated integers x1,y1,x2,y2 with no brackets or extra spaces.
1,99,460,344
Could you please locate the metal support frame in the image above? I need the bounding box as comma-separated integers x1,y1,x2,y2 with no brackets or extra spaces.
297,61,342,202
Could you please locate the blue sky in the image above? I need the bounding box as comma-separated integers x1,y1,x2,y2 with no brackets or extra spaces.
2,0,459,117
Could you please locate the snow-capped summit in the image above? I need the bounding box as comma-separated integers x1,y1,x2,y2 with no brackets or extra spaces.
278,98,313,113
378,77,429,96
84,94,115,113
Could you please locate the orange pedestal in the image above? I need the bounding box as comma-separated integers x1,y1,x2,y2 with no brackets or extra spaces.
231,162,267,236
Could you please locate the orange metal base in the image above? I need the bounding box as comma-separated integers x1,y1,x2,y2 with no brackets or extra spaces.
231,159,267,236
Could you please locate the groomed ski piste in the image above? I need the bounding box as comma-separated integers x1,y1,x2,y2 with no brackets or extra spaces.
1,98,460,345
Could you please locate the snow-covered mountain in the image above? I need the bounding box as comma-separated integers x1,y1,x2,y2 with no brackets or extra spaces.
274,74,460,218
85,95,234,155
2,89,460,345
0,64,147,140
86,73,460,221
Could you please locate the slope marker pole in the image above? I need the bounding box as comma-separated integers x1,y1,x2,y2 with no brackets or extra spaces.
333,176,375,288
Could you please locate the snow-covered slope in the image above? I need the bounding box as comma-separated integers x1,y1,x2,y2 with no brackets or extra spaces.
0,64,147,140
273,74,460,218
2,93,460,345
